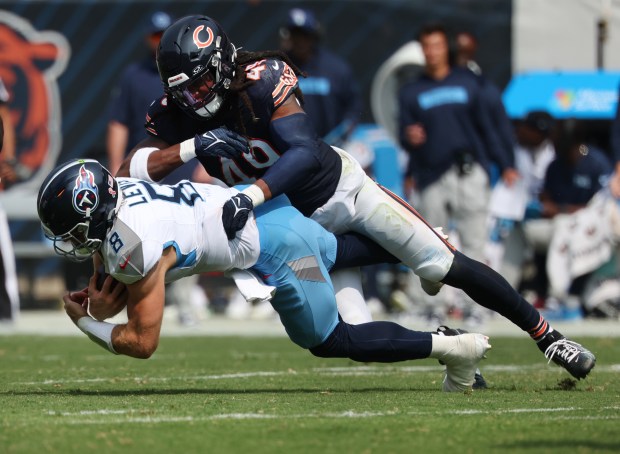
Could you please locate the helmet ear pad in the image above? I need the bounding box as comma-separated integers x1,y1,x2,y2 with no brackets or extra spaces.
156,15,237,119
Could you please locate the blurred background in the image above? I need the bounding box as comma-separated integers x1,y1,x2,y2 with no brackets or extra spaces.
2,0,620,327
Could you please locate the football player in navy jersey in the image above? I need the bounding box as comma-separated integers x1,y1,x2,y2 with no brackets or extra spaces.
117,15,595,380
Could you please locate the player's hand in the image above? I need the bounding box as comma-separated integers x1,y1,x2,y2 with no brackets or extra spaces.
222,193,253,240
194,127,249,160
404,123,426,147
501,167,520,187
63,289,89,325
87,270,128,321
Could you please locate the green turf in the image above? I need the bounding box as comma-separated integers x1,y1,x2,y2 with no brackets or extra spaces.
1,335,618,453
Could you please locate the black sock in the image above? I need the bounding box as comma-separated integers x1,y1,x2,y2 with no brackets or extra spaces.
310,320,432,362
443,250,549,336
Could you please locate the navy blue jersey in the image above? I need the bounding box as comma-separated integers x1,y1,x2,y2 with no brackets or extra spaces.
145,58,341,216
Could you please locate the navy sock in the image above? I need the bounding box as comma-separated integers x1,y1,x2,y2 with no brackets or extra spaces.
309,320,432,362
442,250,545,333
332,232,399,271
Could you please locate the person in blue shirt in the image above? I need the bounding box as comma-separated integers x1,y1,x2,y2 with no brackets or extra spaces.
543,119,612,213
398,23,518,325
279,8,361,146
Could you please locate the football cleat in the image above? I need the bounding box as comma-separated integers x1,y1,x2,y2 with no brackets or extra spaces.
434,329,491,392
436,325,488,389
544,336,596,380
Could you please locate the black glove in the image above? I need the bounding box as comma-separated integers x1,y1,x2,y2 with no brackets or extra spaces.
222,193,254,240
194,127,248,160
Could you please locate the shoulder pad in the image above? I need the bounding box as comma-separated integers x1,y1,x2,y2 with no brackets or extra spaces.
103,218,159,285
245,58,298,109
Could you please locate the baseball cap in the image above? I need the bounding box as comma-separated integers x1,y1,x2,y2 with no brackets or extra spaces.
285,8,321,34
523,110,554,134
147,11,172,35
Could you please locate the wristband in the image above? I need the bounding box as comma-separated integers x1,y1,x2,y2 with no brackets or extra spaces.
179,138,197,163
129,147,158,182
77,316,119,354
241,184,265,207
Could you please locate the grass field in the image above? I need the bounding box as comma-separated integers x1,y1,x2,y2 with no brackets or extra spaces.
1,335,619,454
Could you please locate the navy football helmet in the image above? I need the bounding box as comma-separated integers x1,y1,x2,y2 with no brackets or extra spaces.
37,159,119,262
157,15,237,119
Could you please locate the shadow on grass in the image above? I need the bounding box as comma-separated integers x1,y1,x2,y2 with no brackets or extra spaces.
0,385,443,397
498,440,620,451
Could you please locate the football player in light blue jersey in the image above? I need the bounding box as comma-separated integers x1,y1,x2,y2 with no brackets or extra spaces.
38,159,492,392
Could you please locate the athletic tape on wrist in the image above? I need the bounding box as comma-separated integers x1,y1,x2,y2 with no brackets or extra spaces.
179,138,197,163
129,147,158,182
241,184,265,207
77,316,119,354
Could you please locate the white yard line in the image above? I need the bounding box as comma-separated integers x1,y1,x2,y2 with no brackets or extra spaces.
43,406,620,425
15,364,620,386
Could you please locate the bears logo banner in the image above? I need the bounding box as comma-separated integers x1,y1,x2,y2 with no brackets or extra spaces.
0,11,70,190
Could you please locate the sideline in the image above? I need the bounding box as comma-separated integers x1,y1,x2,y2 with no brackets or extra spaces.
1,309,619,337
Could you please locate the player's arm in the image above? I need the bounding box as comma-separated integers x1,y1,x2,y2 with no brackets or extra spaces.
117,131,248,181
63,247,177,358
116,136,181,180
239,96,321,206
220,96,321,239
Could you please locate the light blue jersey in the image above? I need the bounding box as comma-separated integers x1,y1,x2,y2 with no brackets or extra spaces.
251,195,340,349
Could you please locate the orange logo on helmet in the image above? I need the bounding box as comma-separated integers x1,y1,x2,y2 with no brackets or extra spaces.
193,26,214,49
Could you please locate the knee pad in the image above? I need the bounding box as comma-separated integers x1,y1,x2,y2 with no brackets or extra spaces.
413,245,454,282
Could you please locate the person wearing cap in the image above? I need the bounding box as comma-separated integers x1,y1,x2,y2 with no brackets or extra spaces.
106,11,177,177
279,8,362,146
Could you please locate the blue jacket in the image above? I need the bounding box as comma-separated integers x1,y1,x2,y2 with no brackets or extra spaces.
398,67,513,190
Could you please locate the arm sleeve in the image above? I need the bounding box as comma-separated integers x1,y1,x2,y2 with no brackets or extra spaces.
260,113,322,198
